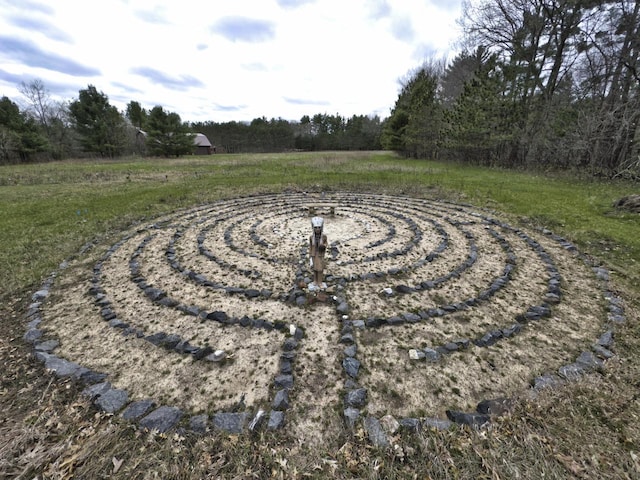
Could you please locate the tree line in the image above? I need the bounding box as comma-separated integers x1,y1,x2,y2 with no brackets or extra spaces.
1,0,638,178
0,81,382,163
383,0,640,178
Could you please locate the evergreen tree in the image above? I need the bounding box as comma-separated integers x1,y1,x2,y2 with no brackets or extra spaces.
69,85,127,157
146,106,193,157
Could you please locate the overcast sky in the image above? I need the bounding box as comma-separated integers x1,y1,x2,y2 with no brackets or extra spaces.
0,0,463,123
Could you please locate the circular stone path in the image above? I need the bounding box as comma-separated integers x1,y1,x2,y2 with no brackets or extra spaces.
24,192,626,446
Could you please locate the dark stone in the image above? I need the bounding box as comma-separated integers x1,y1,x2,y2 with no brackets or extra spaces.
336,302,349,314
386,316,405,325
34,339,59,352
403,312,421,323
82,382,112,399
342,357,360,378
95,388,128,413
422,417,453,430
398,418,421,431
193,346,214,360
443,342,459,352
283,338,298,351
274,374,294,389
558,363,587,380
446,410,490,428
396,285,414,294
592,345,615,359
267,410,285,430
339,333,354,345
44,355,82,377
364,416,389,448
121,399,156,420
280,359,292,374
423,348,441,362
207,311,228,323
144,287,166,301
140,406,183,433
533,374,561,390
212,412,247,434
146,332,167,346
576,351,605,371
23,329,43,344
344,388,367,408
245,289,261,299
344,344,357,357
596,330,614,348
78,370,108,385
272,389,290,410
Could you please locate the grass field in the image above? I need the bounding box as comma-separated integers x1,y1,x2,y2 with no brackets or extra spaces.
1,151,639,479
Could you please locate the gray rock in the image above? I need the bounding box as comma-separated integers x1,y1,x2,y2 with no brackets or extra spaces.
34,339,59,352
82,382,112,399
274,374,294,389
336,302,349,314
339,333,355,345
596,330,614,348
398,418,421,431
121,399,156,420
344,388,367,408
423,348,441,362
23,329,43,344
344,344,357,357
402,312,421,323
422,417,453,430
364,416,389,448
44,355,82,377
95,388,128,413
272,389,290,410
213,412,247,434
446,410,490,428
592,344,615,359
576,351,605,371
558,363,587,380
342,357,360,378
78,370,108,385
267,410,285,430
283,338,298,351
140,406,183,433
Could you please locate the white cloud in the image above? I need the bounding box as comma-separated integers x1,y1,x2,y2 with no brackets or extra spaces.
0,0,463,123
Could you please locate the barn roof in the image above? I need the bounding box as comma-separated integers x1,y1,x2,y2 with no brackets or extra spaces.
193,133,212,147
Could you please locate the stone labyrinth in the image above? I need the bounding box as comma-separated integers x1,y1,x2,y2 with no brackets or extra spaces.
25,192,626,445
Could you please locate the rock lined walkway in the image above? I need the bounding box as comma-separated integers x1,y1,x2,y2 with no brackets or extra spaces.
23,192,625,445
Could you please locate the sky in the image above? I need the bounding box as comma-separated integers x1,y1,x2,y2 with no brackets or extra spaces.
0,0,463,124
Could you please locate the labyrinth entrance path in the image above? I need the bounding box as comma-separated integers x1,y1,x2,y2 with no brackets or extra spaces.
29,192,617,445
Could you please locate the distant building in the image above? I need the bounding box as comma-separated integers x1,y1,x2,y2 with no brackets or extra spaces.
192,133,215,155
135,129,216,155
